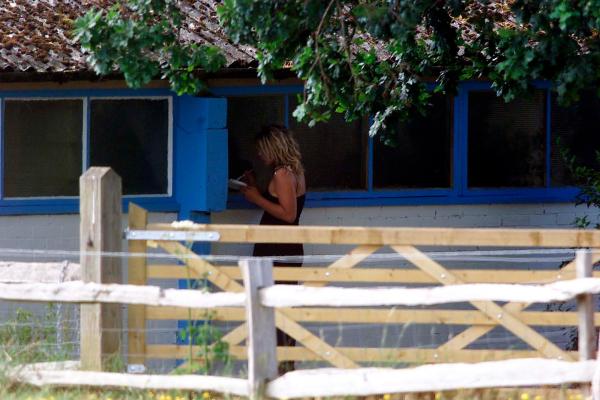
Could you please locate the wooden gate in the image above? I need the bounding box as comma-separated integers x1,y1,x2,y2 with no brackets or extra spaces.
126,203,600,369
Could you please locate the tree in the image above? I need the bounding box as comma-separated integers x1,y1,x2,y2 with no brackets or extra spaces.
74,0,600,143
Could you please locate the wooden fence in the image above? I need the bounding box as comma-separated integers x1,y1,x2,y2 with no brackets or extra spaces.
5,257,600,398
5,167,600,399
129,211,600,368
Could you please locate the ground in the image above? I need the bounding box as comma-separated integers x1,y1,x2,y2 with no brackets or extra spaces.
0,387,590,400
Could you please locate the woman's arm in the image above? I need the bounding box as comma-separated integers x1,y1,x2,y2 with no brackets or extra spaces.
242,169,298,223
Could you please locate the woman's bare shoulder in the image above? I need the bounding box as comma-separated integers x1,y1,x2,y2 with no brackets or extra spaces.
273,166,295,182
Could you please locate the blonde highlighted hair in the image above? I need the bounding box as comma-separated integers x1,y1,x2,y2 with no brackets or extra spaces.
255,125,304,176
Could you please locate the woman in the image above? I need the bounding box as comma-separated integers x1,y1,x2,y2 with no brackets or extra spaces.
240,124,306,374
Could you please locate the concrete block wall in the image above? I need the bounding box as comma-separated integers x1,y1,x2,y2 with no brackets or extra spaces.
1,203,594,261
0,212,177,263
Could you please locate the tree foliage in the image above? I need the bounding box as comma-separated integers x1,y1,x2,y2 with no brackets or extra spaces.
73,0,225,95
74,0,600,142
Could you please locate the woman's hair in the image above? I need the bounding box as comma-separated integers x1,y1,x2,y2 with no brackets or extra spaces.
255,124,304,175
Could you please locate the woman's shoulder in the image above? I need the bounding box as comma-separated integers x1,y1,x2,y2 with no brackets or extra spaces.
273,165,295,181
274,165,293,174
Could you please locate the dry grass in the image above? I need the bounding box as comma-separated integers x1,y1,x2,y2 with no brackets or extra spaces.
0,387,590,400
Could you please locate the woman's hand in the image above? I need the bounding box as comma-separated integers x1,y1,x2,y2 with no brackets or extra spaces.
241,170,257,186
241,185,262,204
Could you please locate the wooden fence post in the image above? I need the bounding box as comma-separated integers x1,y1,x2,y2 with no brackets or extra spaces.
80,167,123,371
127,203,148,368
577,248,596,362
240,258,277,400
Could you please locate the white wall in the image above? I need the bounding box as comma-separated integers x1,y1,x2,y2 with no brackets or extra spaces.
1,204,595,260
0,212,177,263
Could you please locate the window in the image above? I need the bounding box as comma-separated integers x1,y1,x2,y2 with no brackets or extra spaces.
550,91,600,186
3,99,83,198
227,95,285,190
468,90,546,188
373,94,453,189
0,95,172,200
223,83,589,208
90,99,170,195
227,94,367,191
289,98,366,190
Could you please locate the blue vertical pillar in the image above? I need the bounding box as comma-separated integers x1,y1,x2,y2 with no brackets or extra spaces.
174,96,228,216
172,96,228,362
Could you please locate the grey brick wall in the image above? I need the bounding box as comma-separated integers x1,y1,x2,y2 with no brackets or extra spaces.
0,213,177,263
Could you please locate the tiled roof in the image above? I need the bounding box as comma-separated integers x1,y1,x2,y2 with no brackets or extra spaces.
0,0,256,74
0,1,520,76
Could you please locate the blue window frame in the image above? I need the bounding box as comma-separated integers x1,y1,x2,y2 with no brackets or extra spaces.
215,82,581,209
0,88,178,215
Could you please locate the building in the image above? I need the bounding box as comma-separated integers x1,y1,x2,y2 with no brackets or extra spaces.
2,0,598,372
0,0,599,256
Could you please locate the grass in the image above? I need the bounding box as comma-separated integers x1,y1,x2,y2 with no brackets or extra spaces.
0,387,590,400
0,386,214,400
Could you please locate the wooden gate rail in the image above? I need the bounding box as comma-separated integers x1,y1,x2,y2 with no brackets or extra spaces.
147,222,600,247
129,203,600,369
147,264,600,283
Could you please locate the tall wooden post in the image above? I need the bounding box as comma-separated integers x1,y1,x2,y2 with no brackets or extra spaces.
576,248,596,361
240,258,277,400
80,167,123,371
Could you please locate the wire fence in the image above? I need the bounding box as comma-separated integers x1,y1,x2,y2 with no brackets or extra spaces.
0,244,595,379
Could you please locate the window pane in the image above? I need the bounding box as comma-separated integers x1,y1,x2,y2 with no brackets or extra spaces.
227,96,285,190
468,90,546,188
4,99,82,197
551,91,600,186
373,95,452,189
289,98,366,190
90,99,169,195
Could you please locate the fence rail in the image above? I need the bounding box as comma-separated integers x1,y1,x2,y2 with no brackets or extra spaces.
4,167,600,399
5,258,600,398
2,278,600,309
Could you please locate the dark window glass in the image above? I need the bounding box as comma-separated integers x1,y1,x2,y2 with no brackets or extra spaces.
90,99,169,195
468,90,546,188
289,98,366,190
551,91,600,186
4,99,82,197
373,95,452,189
227,96,285,190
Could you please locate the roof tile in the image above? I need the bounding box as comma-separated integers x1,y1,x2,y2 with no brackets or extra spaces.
0,0,255,74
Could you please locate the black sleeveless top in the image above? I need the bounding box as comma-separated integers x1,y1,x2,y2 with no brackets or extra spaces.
252,192,306,261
